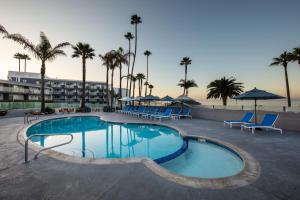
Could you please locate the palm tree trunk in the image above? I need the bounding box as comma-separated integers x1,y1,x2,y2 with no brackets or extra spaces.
284,65,291,107
40,61,46,113
106,66,109,107
222,97,227,106
150,88,152,95
111,69,114,107
24,58,27,72
145,56,149,96
81,57,86,110
126,40,131,96
130,24,138,97
140,80,143,96
119,63,122,109
133,81,136,98
184,65,187,95
18,58,20,72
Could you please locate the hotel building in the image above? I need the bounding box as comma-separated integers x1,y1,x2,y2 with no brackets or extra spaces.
5,71,126,104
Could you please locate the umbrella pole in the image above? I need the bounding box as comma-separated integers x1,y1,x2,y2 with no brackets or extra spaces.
254,98,257,124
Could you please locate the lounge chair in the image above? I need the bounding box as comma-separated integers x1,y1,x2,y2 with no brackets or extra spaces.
224,112,254,128
179,108,192,119
241,114,282,134
118,105,129,114
151,108,173,120
141,107,160,118
170,107,181,120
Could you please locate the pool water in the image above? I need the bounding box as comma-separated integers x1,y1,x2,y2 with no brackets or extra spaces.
27,116,183,160
161,140,243,178
27,116,243,178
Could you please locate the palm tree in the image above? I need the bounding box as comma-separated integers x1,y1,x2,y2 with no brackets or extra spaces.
6,32,70,112
136,73,145,96
178,79,198,96
144,81,149,96
22,54,31,72
124,32,134,96
72,42,95,111
13,53,23,72
131,75,137,98
115,47,129,101
180,57,192,95
148,84,154,95
291,47,300,66
129,14,142,97
0,24,8,35
207,77,244,106
270,51,293,107
99,52,113,108
144,50,152,96
109,50,118,107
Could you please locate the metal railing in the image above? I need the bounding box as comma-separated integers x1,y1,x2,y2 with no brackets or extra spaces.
25,134,73,163
24,113,39,124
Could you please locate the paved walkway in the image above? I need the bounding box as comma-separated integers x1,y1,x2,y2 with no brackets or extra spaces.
0,112,300,200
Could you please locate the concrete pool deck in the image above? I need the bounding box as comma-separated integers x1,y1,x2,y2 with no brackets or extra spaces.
0,112,300,199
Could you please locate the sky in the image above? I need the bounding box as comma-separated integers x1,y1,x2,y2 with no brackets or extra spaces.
0,0,300,101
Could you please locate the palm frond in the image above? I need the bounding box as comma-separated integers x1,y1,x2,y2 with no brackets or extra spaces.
6,33,39,59
0,24,8,35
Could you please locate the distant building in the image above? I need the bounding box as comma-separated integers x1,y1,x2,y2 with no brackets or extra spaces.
7,71,127,104
0,79,52,101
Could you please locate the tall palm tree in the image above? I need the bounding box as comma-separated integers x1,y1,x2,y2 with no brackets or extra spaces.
144,81,149,96
136,73,145,96
0,24,8,35
207,77,244,106
13,53,23,72
99,52,113,108
72,42,95,111
180,57,192,95
109,50,119,107
270,51,293,107
291,47,300,66
178,79,198,96
6,32,70,112
115,47,129,101
129,14,142,97
124,32,134,96
148,84,154,95
22,54,31,72
144,50,152,96
131,75,137,98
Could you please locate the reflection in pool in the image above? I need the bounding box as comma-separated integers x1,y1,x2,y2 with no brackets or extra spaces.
27,116,183,160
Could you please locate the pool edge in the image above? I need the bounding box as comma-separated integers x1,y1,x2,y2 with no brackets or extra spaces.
18,113,261,189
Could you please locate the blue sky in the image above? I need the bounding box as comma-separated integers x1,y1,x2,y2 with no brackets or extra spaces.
0,0,300,100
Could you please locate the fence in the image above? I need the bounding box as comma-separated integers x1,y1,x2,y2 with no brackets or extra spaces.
0,102,106,110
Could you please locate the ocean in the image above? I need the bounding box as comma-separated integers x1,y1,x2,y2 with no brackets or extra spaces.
196,99,300,113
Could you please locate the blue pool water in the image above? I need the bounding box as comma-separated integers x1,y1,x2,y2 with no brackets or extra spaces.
27,116,243,178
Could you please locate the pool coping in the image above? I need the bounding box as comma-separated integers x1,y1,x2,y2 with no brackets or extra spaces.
17,113,260,189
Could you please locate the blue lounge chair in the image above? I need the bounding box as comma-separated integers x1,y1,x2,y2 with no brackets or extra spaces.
152,108,173,120
179,108,192,119
224,112,254,128
141,107,160,118
170,107,181,120
241,114,282,134
118,106,129,114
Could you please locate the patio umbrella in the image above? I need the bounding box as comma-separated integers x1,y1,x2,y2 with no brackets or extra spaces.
119,96,132,102
233,87,285,123
160,95,174,102
140,95,160,101
175,95,201,105
132,96,143,101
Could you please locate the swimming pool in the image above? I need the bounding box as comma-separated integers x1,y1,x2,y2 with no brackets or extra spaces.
26,116,243,178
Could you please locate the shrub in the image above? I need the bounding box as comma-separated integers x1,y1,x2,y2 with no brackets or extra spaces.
45,107,55,114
